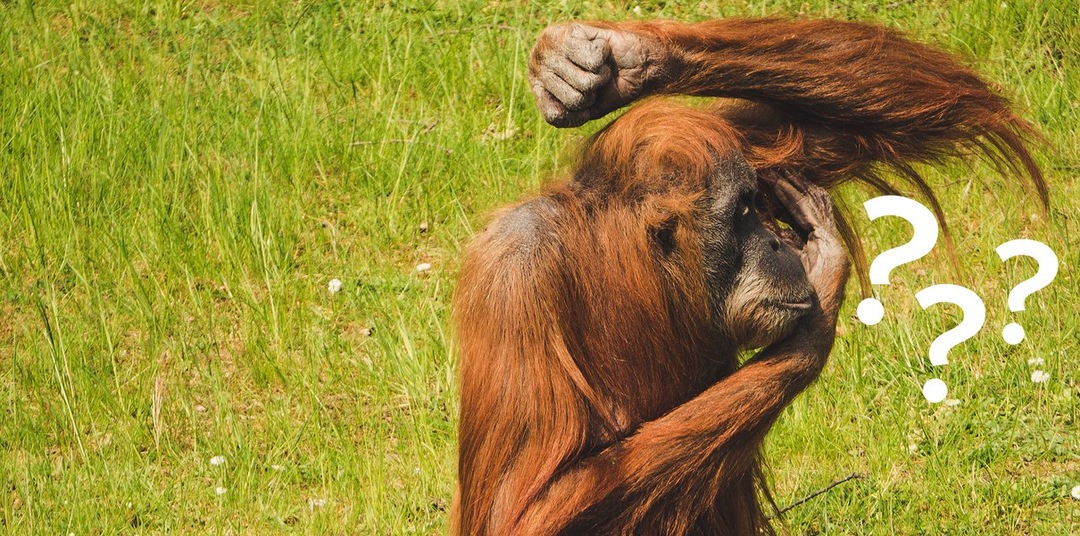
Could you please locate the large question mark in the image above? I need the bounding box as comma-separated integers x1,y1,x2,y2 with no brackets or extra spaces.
996,239,1059,344
915,285,987,403
856,196,939,325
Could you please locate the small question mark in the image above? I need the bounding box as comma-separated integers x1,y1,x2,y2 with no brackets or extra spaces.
914,284,987,403
856,196,939,325
996,239,1059,345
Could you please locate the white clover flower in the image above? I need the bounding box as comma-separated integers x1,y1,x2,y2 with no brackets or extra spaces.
328,278,343,294
1071,485,1080,500
309,498,326,510
943,399,960,407
416,262,432,273
215,486,227,496
1030,370,1050,383
1027,357,1045,366
210,455,226,466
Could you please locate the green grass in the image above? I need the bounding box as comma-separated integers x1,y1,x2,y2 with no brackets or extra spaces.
0,0,1076,533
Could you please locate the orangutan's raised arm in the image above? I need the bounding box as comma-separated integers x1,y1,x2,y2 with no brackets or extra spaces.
529,18,1043,202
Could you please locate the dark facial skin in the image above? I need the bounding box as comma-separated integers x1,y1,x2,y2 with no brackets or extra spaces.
696,157,815,349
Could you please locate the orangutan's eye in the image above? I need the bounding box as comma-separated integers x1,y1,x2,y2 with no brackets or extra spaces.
735,193,754,220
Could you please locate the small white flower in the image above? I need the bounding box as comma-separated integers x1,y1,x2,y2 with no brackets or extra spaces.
1030,370,1050,383
907,443,918,454
215,486,227,496
943,399,960,407
1027,357,1045,366
328,278,343,294
632,5,642,15
309,498,326,509
416,262,432,273
210,455,226,466
1071,485,1080,500
271,464,284,472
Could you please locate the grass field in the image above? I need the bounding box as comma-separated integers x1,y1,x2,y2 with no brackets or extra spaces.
0,0,1077,533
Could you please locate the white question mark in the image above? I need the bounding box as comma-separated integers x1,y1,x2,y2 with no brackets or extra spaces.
915,284,987,403
856,196,939,325
996,239,1059,345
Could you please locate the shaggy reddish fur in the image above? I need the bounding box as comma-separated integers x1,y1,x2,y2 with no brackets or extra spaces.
453,17,1045,535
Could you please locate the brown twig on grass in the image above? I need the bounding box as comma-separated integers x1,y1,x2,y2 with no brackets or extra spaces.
773,472,864,518
349,121,452,154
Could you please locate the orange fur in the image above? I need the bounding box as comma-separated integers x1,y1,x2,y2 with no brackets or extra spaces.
453,18,1046,535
